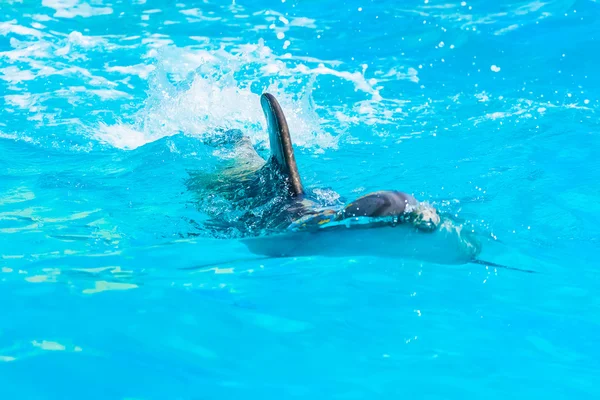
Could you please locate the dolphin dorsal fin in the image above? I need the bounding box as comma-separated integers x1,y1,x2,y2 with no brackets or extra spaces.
260,93,304,196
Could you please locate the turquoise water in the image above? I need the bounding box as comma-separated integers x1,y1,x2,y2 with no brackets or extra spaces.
1,0,600,398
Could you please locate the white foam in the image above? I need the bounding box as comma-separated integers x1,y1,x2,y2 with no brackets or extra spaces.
0,21,44,38
179,8,222,21
289,17,317,28
0,66,36,82
494,24,520,35
32,340,70,351
0,40,52,61
141,35,174,49
32,14,53,22
475,91,490,102
514,0,546,15
66,31,106,48
90,89,131,100
105,64,156,79
4,94,36,109
486,111,507,120
381,67,419,83
180,8,201,16
309,64,381,99
42,0,113,18
96,123,149,150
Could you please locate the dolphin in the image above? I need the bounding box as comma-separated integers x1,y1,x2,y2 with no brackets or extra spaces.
185,93,534,273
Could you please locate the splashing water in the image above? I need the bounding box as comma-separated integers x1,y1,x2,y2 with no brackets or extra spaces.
97,41,339,152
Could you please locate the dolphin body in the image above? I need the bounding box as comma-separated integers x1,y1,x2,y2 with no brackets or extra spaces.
188,93,533,273
241,222,480,265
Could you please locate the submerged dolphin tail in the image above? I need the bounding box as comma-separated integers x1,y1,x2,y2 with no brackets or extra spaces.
471,259,537,274
260,93,304,196
179,256,539,274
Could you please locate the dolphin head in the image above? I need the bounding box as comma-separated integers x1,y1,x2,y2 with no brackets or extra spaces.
405,201,441,232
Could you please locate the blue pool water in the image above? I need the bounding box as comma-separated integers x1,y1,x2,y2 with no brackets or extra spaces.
1,0,600,398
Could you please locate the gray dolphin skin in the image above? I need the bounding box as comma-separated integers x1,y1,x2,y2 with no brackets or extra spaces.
188,93,535,273
260,93,304,196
